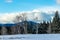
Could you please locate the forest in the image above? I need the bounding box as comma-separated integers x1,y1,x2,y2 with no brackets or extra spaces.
0,11,60,35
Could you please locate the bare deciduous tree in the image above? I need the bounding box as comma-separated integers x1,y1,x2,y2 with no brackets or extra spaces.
13,13,28,34
1,27,7,35
34,17,39,34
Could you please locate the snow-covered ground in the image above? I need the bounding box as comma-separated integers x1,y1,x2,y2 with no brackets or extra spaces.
0,34,60,40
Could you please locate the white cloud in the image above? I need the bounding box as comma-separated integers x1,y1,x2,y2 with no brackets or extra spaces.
5,0,13,3
33,7,60,14
0,7,60,24
0,13,19,24
25,7,60,23
56,0,60,4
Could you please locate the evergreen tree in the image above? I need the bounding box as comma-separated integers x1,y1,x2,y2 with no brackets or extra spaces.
52,11,60,33
38,21,48,34
53,11,59,23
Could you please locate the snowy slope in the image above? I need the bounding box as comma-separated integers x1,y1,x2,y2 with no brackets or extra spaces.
0,10,55,24
0,34,60,40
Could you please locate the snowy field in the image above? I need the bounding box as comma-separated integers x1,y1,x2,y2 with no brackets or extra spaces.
0,34,60,40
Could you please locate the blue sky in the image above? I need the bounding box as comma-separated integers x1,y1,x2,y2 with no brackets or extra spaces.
0,0,60,23
0,0,59,13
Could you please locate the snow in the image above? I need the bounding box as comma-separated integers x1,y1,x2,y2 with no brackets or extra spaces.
0,34,60,40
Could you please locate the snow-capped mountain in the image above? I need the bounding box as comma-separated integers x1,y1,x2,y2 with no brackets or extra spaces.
0,11,55,24
0,8,59,24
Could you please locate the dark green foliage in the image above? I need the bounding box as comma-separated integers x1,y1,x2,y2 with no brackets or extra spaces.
38,21,48,34
51,11,60,33
53,11,59,24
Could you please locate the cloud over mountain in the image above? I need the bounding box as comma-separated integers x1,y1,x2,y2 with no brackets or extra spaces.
0,7,60,24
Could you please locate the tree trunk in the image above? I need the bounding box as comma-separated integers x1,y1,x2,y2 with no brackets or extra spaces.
1,27,7,35
36,24,38,34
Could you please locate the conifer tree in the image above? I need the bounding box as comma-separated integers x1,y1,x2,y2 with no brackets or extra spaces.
52,11,60,33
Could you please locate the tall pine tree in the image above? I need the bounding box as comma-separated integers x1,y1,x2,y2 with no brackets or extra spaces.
52,11,60,33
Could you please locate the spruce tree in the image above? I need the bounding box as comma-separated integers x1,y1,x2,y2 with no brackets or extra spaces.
52,11,60,33
53,11,59,23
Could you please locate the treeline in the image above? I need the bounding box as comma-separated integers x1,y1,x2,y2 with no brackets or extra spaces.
0,11,60,35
